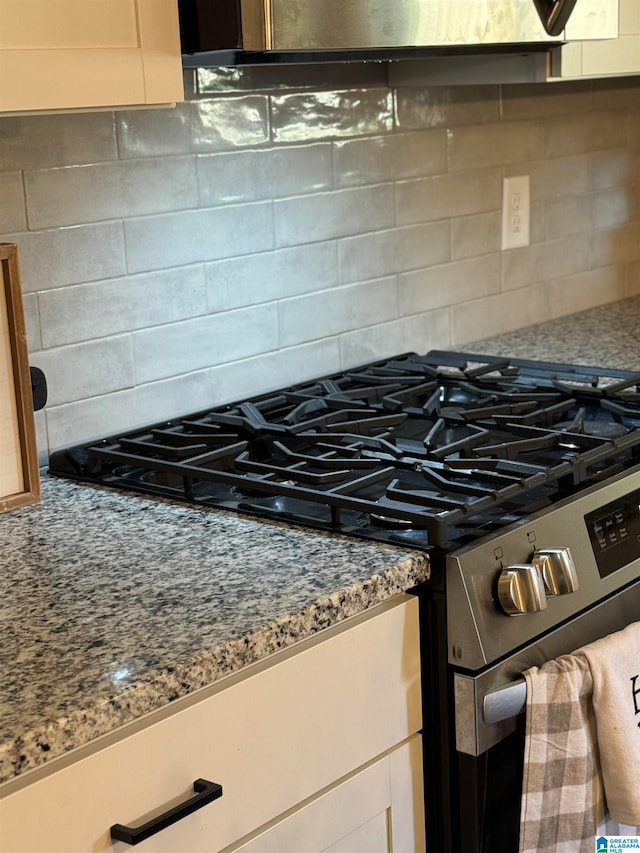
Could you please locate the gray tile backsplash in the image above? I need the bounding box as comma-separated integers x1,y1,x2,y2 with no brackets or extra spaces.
270,88,394,141
396,167,502,224
197,143,333,205
123,201,274,272
274,184,396,246
116,96,270,156
25,157,200,228
2,68,639,460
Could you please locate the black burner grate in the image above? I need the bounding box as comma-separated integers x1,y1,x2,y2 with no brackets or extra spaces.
49,351,640,548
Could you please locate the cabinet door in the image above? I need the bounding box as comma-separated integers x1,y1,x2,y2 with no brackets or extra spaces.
0,0,183,113
552,0,639,78
231,736,425,853
0,596,421,853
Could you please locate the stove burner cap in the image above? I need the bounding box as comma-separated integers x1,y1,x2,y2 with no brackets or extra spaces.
559,420,628,439
584,421,629,439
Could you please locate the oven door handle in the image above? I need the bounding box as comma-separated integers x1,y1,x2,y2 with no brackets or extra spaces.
454,672,526,755
483,679,527,725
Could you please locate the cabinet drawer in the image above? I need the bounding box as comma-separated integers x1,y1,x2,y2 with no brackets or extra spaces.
231,735,425,853
0,595,421,853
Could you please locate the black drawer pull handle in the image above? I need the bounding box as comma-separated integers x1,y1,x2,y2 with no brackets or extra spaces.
110,778,223,845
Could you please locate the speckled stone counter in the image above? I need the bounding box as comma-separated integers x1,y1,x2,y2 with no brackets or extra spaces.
468,296,640,371
0,479,428,787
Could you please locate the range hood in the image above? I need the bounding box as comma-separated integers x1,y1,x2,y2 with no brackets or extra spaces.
178,0,615,67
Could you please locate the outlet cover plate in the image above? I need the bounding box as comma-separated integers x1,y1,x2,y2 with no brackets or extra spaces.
502,175,530,250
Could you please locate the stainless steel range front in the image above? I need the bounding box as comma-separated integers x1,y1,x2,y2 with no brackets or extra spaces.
49,351,640,853
438,467,640,852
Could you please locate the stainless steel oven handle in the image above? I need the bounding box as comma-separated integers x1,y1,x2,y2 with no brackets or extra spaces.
483,679,527,725
454,672,526,756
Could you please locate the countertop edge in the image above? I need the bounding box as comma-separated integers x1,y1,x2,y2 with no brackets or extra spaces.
0,552,428,787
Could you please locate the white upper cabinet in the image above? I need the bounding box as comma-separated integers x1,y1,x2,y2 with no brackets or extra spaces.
551,0,639,78
0,0,184,113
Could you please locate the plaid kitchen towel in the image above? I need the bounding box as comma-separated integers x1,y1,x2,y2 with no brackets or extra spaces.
520,651,640,853
519,654,603,853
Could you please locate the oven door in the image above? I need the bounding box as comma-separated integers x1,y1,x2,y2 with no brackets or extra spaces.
451,580,640,852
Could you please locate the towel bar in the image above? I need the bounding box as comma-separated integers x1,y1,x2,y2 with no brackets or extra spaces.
483,679,527,724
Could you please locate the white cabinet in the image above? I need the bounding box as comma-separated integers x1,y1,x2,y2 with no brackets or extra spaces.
551,0,640,78
0,595,424,853
0,0,184,114
232,736,424,853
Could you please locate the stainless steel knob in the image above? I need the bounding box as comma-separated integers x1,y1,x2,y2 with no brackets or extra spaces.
532,547,579,595
497,564,547,615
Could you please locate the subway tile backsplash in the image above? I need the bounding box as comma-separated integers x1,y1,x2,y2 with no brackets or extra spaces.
2,68,639,460
24,157,200,228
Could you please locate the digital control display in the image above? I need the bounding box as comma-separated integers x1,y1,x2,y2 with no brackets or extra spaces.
585,488,640,578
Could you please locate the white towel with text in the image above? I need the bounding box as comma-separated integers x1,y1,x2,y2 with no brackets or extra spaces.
582,621,640,825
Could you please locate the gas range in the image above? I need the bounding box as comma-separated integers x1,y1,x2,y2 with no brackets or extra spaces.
48,349,640,853
49,350,640,551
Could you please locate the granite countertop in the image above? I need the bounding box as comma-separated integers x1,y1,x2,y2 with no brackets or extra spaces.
468,296,640,371
0,479,429,787
2,296,639,790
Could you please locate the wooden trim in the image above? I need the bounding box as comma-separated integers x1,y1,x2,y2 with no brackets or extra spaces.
0,243,40,511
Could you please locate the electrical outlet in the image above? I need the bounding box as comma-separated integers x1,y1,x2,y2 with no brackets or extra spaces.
501,175,530,250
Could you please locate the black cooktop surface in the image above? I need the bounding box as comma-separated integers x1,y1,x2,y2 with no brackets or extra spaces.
48,351,640,549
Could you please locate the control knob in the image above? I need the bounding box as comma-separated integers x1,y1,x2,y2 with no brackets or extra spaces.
532,547,579,596
497,564,547,616
497,546,579,615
